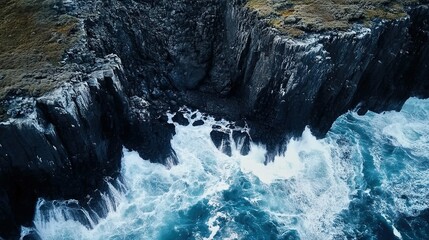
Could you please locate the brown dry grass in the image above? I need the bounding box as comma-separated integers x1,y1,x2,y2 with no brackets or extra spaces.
245,0,416,35
0,0,79,109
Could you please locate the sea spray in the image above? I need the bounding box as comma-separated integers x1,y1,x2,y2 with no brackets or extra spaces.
22,98,429,239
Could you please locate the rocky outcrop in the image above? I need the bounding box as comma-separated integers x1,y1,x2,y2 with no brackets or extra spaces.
124,97,178,167
210,126,233,157
0,53,179,238
0,55,129,238
221,2,429,145
81,0,429,143
78,0,429,157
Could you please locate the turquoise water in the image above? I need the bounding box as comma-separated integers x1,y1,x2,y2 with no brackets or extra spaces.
23,98,429,240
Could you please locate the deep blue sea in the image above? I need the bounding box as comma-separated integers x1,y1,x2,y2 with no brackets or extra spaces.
22,98,429,240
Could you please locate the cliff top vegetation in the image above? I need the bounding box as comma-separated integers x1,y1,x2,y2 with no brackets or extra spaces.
0,0,79,106
245,0,424,36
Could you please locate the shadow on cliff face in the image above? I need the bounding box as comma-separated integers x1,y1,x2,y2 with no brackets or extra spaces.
0,58,126,238
81,0,429,153
84,0,229,96
0,55,177,238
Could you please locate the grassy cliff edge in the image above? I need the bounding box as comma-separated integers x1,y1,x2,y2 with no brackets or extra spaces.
245,0,421,36
0,0,79,101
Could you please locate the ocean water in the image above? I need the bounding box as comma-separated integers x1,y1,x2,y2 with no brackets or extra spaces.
21,98,429,240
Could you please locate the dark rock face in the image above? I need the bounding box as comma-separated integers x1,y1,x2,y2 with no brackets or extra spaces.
0,55,176,238
82,0,227,94
311,6,429,136
81,0,429,142
210,128,232,157
172,112,190,126
125,100,178,167
232,130,251,156
0,56,128,238
223,2,429,140
192,119,205,126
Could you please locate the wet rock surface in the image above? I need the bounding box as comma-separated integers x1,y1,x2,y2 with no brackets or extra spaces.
125,108,178,167
224,2,429,140
232,130,251,156
210,128,233,157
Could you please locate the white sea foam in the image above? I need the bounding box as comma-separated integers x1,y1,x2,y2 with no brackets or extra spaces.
23,99,429,240
393,226,403,240
356,99,429,218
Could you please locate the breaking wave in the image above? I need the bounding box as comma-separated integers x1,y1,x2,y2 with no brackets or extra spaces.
22,98,429,240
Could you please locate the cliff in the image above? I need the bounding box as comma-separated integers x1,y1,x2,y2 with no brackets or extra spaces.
0,0,428,238
222,1,429,152
0,1,178,237
82,0,428,153
0,55,127,238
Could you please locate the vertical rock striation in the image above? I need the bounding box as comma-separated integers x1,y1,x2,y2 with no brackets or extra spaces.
221,1,429,143
82,0,227,95
81,0,429,145
0,55,128,238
